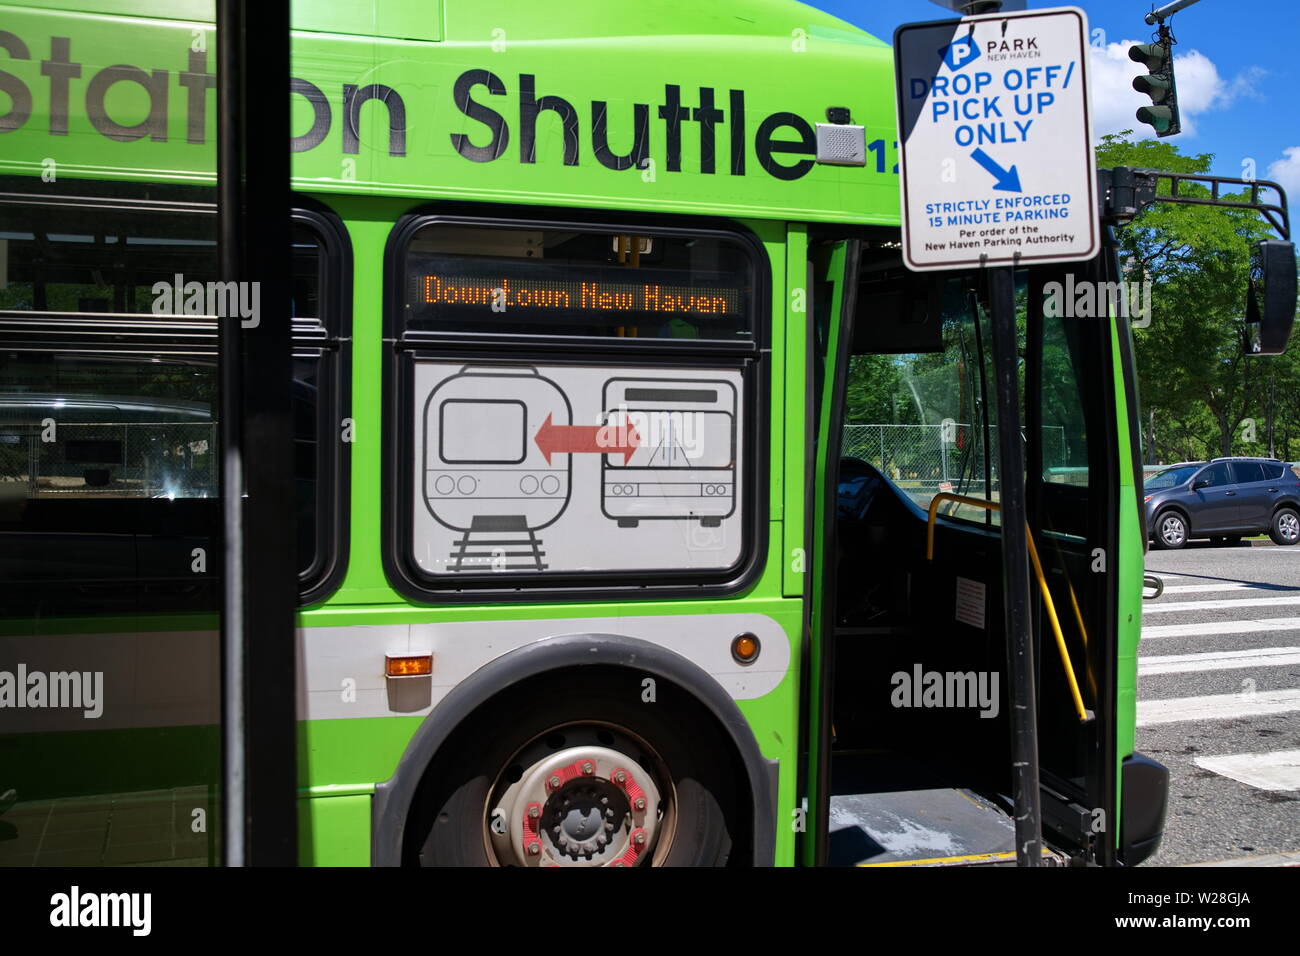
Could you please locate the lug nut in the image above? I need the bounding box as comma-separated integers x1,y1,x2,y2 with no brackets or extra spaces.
633,830,647,846
548,775,562,790
613,770,627,785
528,805,541,819
581,761,595,775
633,797,646,812
527,841,541,855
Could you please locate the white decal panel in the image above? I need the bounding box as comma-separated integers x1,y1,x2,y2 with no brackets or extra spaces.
413,362,744,576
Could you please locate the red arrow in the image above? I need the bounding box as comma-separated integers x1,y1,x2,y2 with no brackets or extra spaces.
534,413,641,465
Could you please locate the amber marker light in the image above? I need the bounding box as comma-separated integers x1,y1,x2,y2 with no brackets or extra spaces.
731,633,760,665
385,654,433,678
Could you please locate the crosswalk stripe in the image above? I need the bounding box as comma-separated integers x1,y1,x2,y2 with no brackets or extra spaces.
1144,596,1300,614
1192,750,1300,791
1142,617,1300,639
1139,647,1300,675
1137,689,1300,725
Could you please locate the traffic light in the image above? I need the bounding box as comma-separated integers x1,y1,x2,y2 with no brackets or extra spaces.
1129,28,1180,137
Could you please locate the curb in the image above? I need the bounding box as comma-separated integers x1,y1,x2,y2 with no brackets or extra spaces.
1183,850,1300,867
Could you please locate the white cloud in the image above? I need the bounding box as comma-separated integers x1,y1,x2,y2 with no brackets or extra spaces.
1266,147,1300,198
1087,40,1265,142
1222,66,1266,105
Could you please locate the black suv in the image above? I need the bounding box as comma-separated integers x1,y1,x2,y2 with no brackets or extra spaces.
1144,458,1300,549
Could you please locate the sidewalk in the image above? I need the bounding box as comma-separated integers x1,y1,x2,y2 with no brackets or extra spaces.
0,788,210,866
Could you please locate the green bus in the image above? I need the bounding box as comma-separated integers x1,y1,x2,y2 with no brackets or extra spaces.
1,0,1288,868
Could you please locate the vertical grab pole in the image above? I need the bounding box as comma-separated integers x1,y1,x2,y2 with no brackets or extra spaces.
987,266,1043,866
218,0,297,866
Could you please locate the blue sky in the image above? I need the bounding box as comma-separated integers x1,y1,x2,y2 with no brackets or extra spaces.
806,0,1300,197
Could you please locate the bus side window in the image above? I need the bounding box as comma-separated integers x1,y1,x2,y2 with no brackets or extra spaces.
0,184,350,612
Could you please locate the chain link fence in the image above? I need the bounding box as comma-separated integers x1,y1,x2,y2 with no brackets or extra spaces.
842,422,1070,505
0,422,218,497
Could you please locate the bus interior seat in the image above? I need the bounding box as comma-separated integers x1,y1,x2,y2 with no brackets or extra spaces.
834,457,918,628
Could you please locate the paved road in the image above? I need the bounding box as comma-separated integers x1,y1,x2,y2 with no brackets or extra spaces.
1138,541,1300,865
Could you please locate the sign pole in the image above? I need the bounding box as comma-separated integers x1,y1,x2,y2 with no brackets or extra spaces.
987,263,1042,866
896,5,1097,865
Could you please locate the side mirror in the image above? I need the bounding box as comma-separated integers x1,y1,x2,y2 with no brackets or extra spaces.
1245,239,1297,356
1193,478,1211,490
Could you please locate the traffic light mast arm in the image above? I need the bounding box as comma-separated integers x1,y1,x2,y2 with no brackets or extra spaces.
1145,0,1205,25
1099,166,1291,240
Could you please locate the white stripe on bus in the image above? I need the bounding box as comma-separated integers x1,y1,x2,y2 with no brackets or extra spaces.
0,613,793,730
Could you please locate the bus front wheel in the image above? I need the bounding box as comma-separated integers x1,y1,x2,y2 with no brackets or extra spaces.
410,676,742,867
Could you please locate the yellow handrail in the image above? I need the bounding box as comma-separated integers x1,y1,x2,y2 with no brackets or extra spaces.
925,493,1091,723
1045,533,1098,704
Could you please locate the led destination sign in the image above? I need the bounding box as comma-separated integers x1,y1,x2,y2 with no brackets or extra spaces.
402,232,753,339
416,274,742,316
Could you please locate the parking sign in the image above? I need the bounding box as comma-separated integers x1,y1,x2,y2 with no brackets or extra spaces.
895,7,1098,271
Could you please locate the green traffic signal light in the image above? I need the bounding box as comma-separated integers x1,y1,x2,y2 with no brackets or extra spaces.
1133,73,1172,103
1136,105,1178,135
1129,31,1180,137
1128,42,1169,72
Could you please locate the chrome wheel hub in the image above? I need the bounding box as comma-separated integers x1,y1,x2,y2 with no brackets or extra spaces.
490,743,664,867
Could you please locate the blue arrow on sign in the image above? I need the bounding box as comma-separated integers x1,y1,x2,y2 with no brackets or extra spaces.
970,148,1022,192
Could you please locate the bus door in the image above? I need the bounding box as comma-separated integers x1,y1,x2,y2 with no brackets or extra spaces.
805,236,1124,866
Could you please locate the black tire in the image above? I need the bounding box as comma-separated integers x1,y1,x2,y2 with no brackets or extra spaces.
1270,508,1300,546
1152,510,1188,550
408,670,742,867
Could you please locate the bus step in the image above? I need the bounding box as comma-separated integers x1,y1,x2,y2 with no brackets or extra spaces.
829,786,1064,867
858,848,1065,867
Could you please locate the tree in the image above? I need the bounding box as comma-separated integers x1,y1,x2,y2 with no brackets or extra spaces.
1096,131,1296,461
